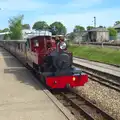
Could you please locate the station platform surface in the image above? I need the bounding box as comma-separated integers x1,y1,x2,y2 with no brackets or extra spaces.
73,57,120,77
0,47,76,120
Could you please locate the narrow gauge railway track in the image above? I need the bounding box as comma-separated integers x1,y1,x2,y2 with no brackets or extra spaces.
51,90,115,120
73,63,120,92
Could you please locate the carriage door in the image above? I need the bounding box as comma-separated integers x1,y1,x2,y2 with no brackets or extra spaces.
26,38,33,67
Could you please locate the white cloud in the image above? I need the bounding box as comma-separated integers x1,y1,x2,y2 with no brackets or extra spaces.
0,0,103,11
32,8,119,33
65,0,102,8
0,0,48,11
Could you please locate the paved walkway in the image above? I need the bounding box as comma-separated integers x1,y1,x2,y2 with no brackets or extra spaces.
0,47,76,120
73,57,120,77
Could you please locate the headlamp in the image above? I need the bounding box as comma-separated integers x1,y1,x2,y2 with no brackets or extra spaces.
59,42,67,50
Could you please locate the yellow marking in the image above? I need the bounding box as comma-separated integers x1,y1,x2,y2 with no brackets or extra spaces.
0,56,14,59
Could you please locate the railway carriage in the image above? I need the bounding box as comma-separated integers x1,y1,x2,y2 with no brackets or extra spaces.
0,31,88,89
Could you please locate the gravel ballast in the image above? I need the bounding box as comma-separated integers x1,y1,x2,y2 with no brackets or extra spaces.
73,80,120,120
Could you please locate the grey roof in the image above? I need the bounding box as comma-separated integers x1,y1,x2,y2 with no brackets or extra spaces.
0,32,10,35
88,27,108,32
113,24,120,29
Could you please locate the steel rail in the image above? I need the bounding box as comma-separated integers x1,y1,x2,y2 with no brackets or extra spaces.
52,90,115,120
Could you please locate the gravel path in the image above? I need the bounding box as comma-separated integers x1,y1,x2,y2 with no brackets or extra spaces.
73,80,120,120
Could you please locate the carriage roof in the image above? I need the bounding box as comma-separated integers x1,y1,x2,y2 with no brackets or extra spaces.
0,40,26,43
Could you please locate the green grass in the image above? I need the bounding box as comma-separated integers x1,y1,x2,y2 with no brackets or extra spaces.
68,45,120,65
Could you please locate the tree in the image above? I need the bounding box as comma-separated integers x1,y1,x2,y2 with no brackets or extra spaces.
49,22,67,35
68,32,75,41
0,28,9,33
32,21,49,30
8,15,23,40
98,26,104,28
114,21,120,26
4,33,10,40
73,25,85,32
22,24,30,29
87,26,94,30
3,28,9,32
107,27,117,37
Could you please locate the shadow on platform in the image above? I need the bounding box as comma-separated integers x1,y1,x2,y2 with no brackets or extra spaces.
1,49,47,91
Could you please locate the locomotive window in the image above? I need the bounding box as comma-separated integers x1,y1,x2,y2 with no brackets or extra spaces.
34,40,39,47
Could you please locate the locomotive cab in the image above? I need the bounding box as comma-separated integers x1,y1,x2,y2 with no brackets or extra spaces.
25,31,56,68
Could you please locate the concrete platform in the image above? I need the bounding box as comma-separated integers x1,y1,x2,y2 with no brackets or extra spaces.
0,47,76,120
73,57,120,78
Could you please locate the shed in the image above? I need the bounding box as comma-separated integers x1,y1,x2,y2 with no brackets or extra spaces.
88,28,109,42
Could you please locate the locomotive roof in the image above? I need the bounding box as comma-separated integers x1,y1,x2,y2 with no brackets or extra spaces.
27,31,52,39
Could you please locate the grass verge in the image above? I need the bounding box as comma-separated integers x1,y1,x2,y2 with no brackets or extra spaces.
68,45,120,65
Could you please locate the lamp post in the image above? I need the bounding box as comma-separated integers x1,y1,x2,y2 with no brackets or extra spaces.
94,16,96,28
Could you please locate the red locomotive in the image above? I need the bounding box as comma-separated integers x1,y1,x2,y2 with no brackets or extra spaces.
0,31,88,89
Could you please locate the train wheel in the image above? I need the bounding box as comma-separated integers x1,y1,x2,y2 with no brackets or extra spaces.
66,84,71,89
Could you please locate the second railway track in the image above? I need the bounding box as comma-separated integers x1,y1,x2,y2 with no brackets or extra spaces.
51,89,115,120
73,63,120,92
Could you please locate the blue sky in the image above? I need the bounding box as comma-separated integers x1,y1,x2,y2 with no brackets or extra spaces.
0,0,120,33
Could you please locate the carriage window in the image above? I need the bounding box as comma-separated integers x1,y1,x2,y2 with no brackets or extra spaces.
34,40,39,47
